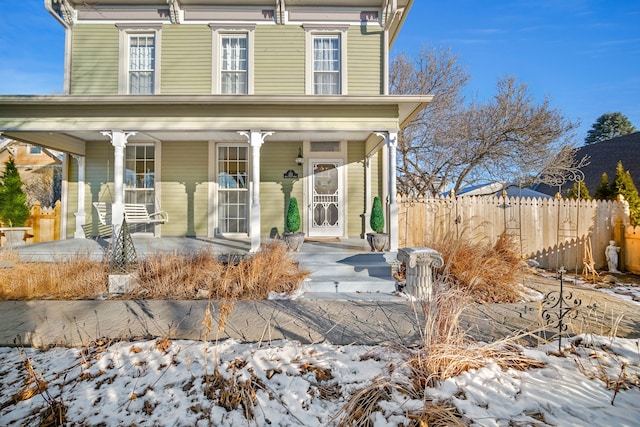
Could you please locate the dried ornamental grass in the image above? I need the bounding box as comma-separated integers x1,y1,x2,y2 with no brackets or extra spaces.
136,241,308,300
1,241,308,300
0,251,108,300
430,232,524,303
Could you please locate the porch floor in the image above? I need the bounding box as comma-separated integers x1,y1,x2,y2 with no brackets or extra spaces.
5,236,402,300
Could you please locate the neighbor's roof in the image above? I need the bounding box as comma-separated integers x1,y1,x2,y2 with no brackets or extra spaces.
534,132,640,196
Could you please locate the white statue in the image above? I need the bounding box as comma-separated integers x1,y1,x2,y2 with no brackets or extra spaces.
605,240,620,273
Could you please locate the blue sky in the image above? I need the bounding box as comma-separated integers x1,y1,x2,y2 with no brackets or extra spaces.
1,0,639,144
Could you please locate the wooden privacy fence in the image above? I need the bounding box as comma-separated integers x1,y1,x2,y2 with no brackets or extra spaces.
0,201,60,247
397,195,637,273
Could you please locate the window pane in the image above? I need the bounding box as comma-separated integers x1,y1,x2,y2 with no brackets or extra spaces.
313,35,340,94
129,34,155,94
124,144,156,233
221,34,248,94
218,145,249,233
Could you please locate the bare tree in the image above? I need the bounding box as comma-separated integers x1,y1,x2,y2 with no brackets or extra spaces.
392,46,579,195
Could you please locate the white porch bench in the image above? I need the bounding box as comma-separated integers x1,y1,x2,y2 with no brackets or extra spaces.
124,203,169,224
92,202,168,225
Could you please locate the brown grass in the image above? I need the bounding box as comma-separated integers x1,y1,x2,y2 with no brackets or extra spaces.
410,284,545,394
429,232,524,303
0,241,308,300
0,251,108,299
137,241,308,300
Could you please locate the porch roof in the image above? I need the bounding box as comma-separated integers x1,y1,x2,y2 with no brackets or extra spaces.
0,94,431,155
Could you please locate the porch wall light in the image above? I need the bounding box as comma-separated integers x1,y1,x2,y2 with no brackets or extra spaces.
295,148,304,165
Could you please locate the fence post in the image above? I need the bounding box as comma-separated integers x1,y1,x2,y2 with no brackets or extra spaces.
32,202,41,243
54,200,61,241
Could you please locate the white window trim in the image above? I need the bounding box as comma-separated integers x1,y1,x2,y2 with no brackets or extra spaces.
210,24,256,95
304,24,349,95
117,24,163,95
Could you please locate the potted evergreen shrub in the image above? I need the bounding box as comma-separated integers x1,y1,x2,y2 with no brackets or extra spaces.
282,197,305,251
0,158,31,247
367,196,388,251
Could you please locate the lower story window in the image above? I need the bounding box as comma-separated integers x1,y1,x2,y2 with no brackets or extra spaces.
218,145,248,234
125,144,155,232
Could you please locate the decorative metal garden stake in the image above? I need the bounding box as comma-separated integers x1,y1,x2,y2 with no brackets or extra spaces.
109,219,138,274
542,267,582,353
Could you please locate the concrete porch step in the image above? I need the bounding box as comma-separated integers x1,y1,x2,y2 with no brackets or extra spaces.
294,250,397,294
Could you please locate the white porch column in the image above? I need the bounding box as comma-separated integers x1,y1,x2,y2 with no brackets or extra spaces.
72,155,86,238
240,130,273,253
386,131,399,252
364,155,372,234
101,131,136,227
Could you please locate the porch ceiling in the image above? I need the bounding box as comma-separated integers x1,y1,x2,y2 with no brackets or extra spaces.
0,94,432,155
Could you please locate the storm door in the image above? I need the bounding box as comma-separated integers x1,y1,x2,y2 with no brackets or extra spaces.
309,160,344,237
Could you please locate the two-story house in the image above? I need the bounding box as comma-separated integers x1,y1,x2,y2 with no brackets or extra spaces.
0,0,431,252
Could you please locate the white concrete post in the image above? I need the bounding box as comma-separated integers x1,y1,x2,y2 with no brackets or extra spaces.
101,131,136,227
72,155,86,238
240,130,273,253
397,247,444,300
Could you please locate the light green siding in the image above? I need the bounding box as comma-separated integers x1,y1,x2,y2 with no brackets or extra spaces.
161,142,209,237
254,26,305,95
260,142,304,235
70,25,119,95
84,141,114,236
162,26,212,94
66,157,79,238
348,26,383,95
347,141,366,237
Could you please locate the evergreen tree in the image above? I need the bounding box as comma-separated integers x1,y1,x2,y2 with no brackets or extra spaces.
0,157,31,227
285,197,301,233
584,112,637,145
612,161,640,226
370,196,385,233
593,172,613,200
566,180,591,199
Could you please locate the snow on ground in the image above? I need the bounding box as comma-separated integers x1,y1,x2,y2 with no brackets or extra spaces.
1,335,638,426
536,270,640,306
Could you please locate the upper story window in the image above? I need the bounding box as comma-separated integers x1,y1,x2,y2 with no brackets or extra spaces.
304,25,349,95
221,34,248,94
313,35,341,95
129,34,156,94
117,24,162,95
211,24,255,95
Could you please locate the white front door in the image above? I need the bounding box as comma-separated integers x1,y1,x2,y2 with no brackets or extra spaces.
309,160,344,237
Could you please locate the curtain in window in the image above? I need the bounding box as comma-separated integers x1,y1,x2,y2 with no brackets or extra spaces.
221,35,248,94
129,35,155,94
313,36,340,95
